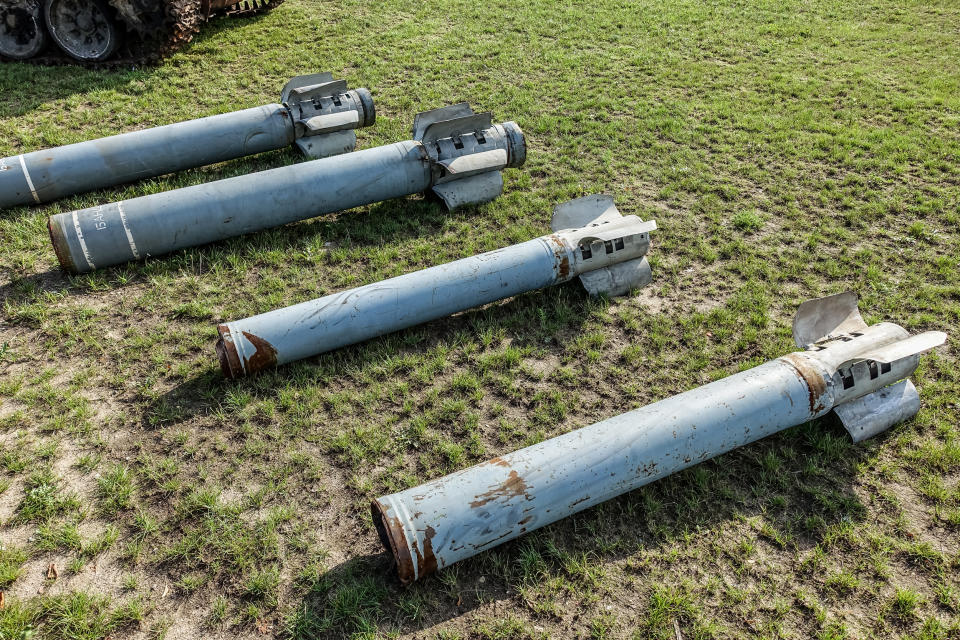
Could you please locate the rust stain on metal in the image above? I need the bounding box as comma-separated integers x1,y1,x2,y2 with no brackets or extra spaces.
420,525,438,575
215,325,242,379
413,141,430,164
469,470,530,508
47,218,76,273
371,500,417,585
547,234,571,279
782,353,827,413
240,331,278,373
487,457,511,468
408,525,438,579
638,461,659,477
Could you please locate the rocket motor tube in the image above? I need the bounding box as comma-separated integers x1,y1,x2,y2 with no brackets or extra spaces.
374,358,828,584
215,202,655,377
49,140,430,273
0,104,295,209
48,122,526,273
372,323,925,583
216,234,573,377
1,84,376,210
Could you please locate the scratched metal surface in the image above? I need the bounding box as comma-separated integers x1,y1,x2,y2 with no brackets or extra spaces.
0,104,293,209
376,358,824,583
217,236,566,376
374,314,945,583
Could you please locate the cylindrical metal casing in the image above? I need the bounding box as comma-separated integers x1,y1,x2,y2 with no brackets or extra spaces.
48,121,526,273
48,141,432,273
373,314,931,585
1,105,294,209
217,237,572,377
374,358,831,583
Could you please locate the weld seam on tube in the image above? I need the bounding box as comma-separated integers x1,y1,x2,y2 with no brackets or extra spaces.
117,202,140,259
18,155,40,204
72,210,96,271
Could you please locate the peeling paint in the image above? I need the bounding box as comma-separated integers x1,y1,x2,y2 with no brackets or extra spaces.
372,297,943,583
240,331,278,374
469,470,530,508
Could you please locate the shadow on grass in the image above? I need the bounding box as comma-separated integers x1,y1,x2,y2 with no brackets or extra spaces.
285,415,874,636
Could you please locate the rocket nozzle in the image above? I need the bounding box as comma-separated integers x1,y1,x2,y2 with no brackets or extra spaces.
501,121,527,168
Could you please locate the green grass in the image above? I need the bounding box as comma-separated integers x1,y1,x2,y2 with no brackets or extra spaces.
0,592,145,640
1,0,959,637
0,545,28,588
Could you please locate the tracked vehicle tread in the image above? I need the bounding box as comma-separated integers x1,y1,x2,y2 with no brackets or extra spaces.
0,0,282,67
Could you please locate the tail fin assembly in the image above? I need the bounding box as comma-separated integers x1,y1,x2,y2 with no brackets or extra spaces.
551,194,657,297
791,292,946,441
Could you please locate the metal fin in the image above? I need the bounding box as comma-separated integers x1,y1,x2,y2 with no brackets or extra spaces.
431,171,503,210
420,113,494,145
295,130,357,159
299,110,361,135
856,331,947,364
412,103,475,140
438,149,507,176
579,256,652,297
551,194,622,232
833,379,920,442
281,72,335,103
792,291,867,348
286,80,349,104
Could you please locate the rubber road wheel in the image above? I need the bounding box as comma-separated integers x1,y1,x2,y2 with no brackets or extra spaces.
44,0,120,62
0,0,47,59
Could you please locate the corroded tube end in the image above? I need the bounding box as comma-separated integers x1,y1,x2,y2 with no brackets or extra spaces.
216,325,243,379
501,121,527,168
371,499,417,585
47,215,78,273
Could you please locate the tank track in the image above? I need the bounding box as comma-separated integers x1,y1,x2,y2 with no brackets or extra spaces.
0,0,282,68
222,0,280,17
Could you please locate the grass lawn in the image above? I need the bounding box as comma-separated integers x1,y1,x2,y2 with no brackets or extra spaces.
0,0,958,637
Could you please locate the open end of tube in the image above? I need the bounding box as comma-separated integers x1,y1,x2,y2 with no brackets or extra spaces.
355,88,376,128
47,217,77,273
501,121,527,168
216,325,243,379
370,499,417,585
